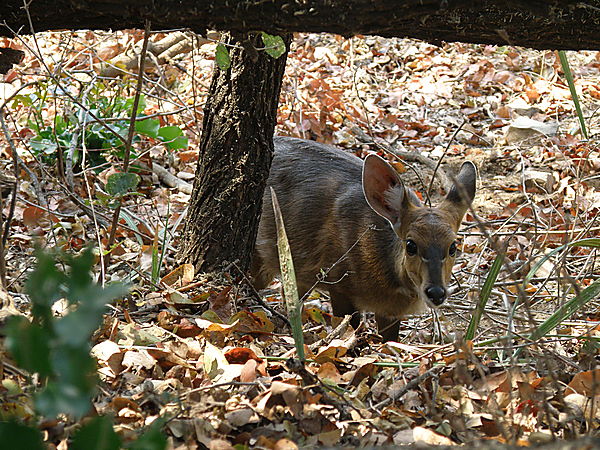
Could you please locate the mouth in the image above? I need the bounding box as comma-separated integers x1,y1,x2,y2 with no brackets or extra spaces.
424,297,445,309
421,288,447,309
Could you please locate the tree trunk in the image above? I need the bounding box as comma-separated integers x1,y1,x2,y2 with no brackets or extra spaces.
2,1,600,50
177,32,291,273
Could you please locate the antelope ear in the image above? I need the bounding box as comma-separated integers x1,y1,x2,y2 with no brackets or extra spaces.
441,161,477,228
362,154,413,226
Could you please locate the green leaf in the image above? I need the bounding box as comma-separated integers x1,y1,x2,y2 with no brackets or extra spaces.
54,114,69,135
63,247,95,304
35,352,98,418
106,172,140,197
0,421,45,450
530,280,600,342
55,284,127,347
465,252,503,341
124,95,147,115
30,136,58,155
71,416,121,450
5,317,53,378
261,32,287,58
515,279,600,358
135,118,160,138
11,94,35,107
270,187,305,362
523,238,600,286
215,43,231,70
558,51,588,139
119,209,145,246
7,247,129,419
158,126,188,150
25,249,65,325
151,239,160,284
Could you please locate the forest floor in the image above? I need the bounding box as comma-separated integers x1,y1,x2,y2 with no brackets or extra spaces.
1,30,600,448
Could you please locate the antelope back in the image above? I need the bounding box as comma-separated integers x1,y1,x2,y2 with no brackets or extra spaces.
252,137,476,335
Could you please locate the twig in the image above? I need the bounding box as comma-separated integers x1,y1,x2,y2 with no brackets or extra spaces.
285,358,356,422
350,124,451,188
426,119,467,205
372,365,443,411
8,19,128,147
0,190,6,287
0,81,40,112
80,108,188,124
65,80,96,191
231,261,291,327
303,225,375,301
308,314,353,351
182,381,262,400
102,21,152,281
0,110,19,253
137,161,192,194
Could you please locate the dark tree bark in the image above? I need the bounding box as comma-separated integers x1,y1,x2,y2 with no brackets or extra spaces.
177,32,291,273
2,0,600,50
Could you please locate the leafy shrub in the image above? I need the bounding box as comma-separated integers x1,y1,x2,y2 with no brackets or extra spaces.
12,81,187,168
2,248,165,449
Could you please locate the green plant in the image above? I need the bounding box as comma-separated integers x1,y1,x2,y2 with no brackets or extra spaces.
151,206,171,284
6,248,126,418
2,247,166,449
465,252,503,341
271,188,305,362
215,32,287,70
513,238,600,357
12,81,188,169
468,239,600,357
558,50,588,139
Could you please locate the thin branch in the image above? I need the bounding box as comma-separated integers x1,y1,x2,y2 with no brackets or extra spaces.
102,21,152,281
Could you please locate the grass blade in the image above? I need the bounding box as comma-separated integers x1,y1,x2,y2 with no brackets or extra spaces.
270,187,305,362
151,225,160,283
511,238,600,357
152,206,171,284
523,238,600,286
465,252,503,341
558,50,588,139
515,279,600,358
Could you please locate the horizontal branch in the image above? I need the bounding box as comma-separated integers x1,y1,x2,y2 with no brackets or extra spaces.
2,0,600,50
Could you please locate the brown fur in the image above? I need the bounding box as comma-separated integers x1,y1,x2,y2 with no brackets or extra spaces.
252,137,477,341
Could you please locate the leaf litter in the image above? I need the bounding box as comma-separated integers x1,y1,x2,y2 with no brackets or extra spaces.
1,29,600,447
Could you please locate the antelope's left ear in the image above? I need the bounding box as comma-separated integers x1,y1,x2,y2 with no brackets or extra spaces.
441,161,477,228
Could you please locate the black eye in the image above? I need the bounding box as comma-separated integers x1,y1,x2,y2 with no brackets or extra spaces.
406,239,417,256
449,241,457,257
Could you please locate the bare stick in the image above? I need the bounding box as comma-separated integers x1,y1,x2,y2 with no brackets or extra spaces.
426,119,467,205
102,21,152,281
231,261,291,326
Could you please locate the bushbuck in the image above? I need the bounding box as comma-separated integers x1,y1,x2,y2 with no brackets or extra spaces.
252,136,477,341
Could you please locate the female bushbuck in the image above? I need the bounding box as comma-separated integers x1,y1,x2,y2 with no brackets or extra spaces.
252,137,477,341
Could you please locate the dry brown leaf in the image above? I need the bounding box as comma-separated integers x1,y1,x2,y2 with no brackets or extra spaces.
91,340,124,378
230,310,275,334
316,429,342,446
566,369,600,397
121,349,157,372
239,359,258,383
273,438,298,450
314,340,348,364
316,362,344,384
224,407,259,427
412,426,454,445
224,347,263,364
208,439,234,450
161,263,195,287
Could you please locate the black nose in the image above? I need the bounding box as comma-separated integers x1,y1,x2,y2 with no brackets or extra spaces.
425,286,446,305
